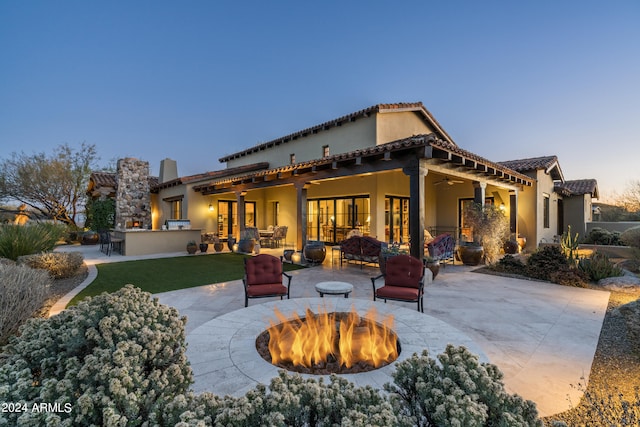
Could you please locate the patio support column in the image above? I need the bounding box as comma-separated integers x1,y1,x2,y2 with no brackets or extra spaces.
509,189,519,236
473,181,487,205
403,159,427,260
295,182,309,251
236,191,246,235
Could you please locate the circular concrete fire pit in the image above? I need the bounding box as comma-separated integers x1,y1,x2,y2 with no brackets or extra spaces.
186,298,488,397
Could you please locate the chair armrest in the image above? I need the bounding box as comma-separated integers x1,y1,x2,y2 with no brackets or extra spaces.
371,274,384,293
282,271,292,287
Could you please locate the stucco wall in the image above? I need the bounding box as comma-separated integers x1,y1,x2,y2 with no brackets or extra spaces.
563,194,589,237
225,117,377,170
376,111,435,145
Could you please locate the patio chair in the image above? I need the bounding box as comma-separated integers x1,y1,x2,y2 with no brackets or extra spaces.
371,254,425,312
243,254,292,307
103,232,123,256
272,225,288,248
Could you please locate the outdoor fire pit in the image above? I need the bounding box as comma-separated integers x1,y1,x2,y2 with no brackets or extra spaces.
256,306,399,374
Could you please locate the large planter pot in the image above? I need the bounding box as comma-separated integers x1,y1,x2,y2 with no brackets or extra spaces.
283,249,295,262
213,242,224,252
186,244,198,254
303,241,326,264
227,236,236,251
81,231,99,245
516,235,527,252
199,243,209,253
237,238,255,254
503,240,519,254
457,244,484,266
425,259,440,279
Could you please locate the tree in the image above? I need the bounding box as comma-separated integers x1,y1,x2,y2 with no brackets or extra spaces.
618,179,640,215
0,142,98,227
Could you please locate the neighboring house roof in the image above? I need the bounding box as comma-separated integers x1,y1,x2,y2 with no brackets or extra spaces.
498,155,565,181
218,102,456,163
194,134,534,195
556,179,599,198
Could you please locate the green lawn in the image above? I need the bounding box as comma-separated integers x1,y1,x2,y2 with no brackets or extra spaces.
69,253,304,306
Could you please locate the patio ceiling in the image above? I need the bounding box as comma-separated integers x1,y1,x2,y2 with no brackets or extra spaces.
193,134,533,195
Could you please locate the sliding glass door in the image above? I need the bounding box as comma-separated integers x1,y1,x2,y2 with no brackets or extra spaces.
307,196,370,244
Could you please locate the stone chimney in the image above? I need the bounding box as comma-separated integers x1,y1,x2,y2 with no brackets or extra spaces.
115,158,151,229
159,158,178,183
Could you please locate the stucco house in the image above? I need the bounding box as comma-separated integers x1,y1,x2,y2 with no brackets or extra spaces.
88,102,598,259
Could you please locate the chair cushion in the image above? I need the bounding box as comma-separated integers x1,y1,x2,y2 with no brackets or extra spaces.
247,283,287,297
376,285,420,301
340,236,362,254
245,254,283,286
385,255,424,288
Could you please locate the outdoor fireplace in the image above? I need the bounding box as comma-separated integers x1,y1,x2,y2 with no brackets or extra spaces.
256,306,400,374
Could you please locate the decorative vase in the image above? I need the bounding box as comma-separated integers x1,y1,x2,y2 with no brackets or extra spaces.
227,236,236,251
283,249,295,262
503,240,519,254
81,231,99,245
303,241,326,264
237,238,255,254
214,242,224,252
199,243,209,253
516,235,527,252
187,244,197,254
425,259,440,279
457,244,484,266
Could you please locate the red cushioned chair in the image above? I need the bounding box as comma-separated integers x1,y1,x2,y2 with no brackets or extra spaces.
243,254,292,307
371,254,425,312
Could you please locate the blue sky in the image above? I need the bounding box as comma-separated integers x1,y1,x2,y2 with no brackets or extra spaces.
1,1,638,202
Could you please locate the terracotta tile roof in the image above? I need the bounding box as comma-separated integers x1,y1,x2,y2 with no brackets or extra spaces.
195,134,533,193
497,156,559,172
556,179,599,197
218,102,456,163
153,162,270,190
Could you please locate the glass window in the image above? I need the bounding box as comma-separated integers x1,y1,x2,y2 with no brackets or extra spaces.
322,145,329,157
543,194,550,229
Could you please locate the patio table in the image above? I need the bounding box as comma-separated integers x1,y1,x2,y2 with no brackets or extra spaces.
314,281,353,298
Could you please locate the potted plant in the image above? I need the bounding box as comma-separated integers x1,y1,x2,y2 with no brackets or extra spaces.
186,240,198,254
458,202,509,265
424,255,440,279
379,243,409,275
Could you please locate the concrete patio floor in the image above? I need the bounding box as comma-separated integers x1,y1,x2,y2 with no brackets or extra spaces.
54,244,610,417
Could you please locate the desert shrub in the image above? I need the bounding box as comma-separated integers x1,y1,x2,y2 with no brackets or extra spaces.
621,225,640,249
550,381,640,426
549,267,589,288
0,285,191,426
490,254,527,275
526,246,569,281
385,345,542,427
18,251,84,279
577,251,624,282
583,227,615,245
0,263,51,345
0,222,67,261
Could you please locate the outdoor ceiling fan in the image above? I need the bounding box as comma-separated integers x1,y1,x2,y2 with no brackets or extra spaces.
433,177,464,186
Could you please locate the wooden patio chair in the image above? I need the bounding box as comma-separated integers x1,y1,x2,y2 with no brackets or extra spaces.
371,254,425,312
243,254,292,307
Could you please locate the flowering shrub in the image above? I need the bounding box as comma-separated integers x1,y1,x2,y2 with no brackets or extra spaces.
0,285,191,426
18,251,84,279
385,345,543,427
0,263,51,345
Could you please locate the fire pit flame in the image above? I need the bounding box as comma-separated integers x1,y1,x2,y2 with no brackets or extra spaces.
266,306,398,370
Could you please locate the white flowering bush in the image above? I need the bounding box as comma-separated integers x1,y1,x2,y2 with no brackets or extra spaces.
0,285,191,426
157,370,397,427
0,263,51,345
18,251,84,279
385,345,543,427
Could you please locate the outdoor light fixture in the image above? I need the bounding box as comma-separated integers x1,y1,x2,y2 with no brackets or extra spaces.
209,203,214,212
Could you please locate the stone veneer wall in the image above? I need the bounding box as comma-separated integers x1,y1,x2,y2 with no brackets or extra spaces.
115,158,151,229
